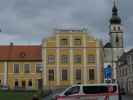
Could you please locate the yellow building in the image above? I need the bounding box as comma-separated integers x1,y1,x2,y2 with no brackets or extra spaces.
0,45,42,90
42,28,104,90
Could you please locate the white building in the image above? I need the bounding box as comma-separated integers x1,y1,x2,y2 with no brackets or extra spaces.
116,49,133,94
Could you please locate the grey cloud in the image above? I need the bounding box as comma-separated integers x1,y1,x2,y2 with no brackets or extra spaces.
0,0,132,48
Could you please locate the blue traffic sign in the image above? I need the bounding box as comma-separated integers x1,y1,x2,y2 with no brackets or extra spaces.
104,65,112,79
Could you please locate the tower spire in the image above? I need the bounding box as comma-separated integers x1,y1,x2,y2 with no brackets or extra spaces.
112,0,118,16
110,0,121,24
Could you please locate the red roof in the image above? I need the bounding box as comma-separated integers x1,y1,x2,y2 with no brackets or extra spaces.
0,45,42,61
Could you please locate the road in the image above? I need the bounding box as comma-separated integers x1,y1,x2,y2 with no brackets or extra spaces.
122,95,133,100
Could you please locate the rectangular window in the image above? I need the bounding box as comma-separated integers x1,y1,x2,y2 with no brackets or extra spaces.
36,64,43,73
74,55,81,64
24,64,30,73
14,80,19,88
28,80,32,87
48,70,54,81
76,69,81,80
88,56,96,63
74,39,81,46
60,39,68,46
62,69,68,81
48,55,55,64
61,55,68,64
14,64,19,73
89,69,95,80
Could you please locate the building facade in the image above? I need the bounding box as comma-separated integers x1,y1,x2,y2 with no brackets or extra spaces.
42,28,104,90
104,1,124,81
117,49,133,94
0,45,43,90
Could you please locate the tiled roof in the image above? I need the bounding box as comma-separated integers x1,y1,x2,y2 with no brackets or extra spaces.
0,45,42,61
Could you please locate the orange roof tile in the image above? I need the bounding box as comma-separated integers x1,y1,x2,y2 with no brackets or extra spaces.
0,45,42,61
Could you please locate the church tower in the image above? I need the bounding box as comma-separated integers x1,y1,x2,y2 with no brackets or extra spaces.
109,0,124,60
104,0,124,81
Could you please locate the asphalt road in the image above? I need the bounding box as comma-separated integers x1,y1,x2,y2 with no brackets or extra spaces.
122,95,133,100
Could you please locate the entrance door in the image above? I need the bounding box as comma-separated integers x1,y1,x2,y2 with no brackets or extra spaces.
22,80,26,89
38,79,42,89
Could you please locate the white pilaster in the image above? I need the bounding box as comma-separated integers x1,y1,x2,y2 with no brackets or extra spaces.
96,41,100,83
56,34,60,85
70,35,74,84
83,35,87,84
3,61,7,86
42,41,47,86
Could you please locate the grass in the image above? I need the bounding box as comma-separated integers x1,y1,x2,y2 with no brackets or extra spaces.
0,90,42,100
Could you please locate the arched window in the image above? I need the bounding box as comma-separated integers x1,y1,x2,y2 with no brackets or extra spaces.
113,27,116,31
118,26,121,31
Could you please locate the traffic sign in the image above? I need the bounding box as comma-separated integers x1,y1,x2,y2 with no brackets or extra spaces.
104,65,112,79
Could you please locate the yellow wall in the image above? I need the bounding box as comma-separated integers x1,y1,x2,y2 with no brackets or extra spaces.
6,61,42,90
44,31,103,89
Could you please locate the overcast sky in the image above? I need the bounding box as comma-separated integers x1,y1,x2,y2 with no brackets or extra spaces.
0,0,132,49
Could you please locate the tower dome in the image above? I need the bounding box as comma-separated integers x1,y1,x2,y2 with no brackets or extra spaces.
110,1,121,24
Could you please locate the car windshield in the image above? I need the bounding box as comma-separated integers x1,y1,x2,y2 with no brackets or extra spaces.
64,86,80,96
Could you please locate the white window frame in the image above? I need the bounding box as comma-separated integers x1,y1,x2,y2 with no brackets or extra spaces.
23,63,31,73
36,63,43,73
13,64,20,73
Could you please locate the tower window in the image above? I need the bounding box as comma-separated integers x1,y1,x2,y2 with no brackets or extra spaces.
118,27,121,31
116,36,119,42
113,27,116,31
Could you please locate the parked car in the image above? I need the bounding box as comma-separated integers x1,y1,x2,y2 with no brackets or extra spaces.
55,83,120,100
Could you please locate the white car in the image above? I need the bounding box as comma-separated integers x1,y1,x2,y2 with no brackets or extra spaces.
56,83,120,100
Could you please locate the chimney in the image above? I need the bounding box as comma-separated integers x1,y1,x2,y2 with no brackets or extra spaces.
10,42,14,46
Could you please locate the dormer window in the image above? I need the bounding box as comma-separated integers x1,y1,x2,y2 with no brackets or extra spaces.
19,52,26,58
74,39,81,46
60,39,68,46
